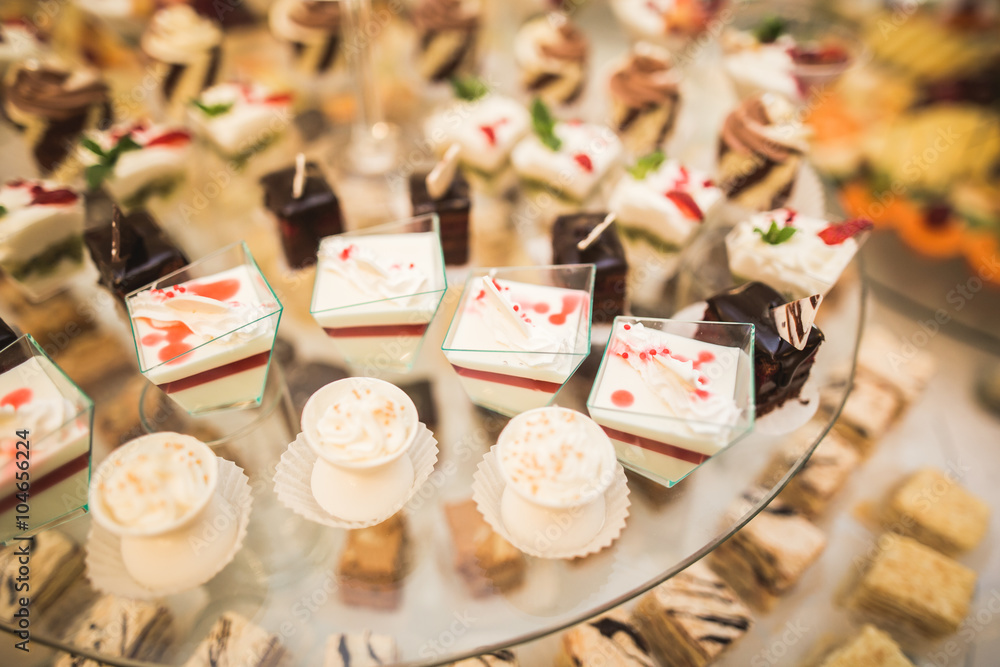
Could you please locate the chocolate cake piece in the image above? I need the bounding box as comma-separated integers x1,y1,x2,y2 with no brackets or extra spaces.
552,212,627,323
819,624,914,667
703,281,823,416
337,513,408,611
0,318,18,351
83,207,189,305
260,161,343,270
410,171,471,266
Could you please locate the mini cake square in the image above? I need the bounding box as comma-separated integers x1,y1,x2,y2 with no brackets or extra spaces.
0,531,83,620
557,609,656,667
185,612,286,667
847,533,976,639
772,429,859,517
410,170,471,266
883,468,990,556
261,159,343,270
188,82,293,164
56,595,174,665
819,624,914,667
445,498,526,597
552,212,627,323
831,368,905,448
633,561,753,667
450,650,518,666
337,513,408,610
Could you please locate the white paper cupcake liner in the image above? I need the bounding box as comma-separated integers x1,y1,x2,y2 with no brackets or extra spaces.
86,458,252,600
471,446,631,560
273,424,439,529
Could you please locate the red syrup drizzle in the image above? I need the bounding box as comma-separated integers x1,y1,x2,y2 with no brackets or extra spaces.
187,279,240,301
613,337,717,400
139,319,197,364
548,293,583,325
0,388,33,409
611,389,634,408
145,130,192,148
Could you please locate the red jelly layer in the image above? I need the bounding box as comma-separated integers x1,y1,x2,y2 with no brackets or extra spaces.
451,365,564,394
323,323,429,338
158,351,271,394
599,425,710,466
0,451,90,514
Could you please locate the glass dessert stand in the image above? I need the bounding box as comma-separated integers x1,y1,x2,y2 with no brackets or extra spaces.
0,242,865,666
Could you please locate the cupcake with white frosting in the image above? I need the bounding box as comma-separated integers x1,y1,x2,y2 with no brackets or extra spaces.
515,13,589,107
141,5,223,119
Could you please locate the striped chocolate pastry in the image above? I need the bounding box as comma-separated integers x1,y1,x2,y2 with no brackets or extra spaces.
141,5,222,116
516,13,588,105
413,0,480,82
270,0,342,74
610,45,681,153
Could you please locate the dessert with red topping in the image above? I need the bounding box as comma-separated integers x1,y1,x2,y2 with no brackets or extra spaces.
78,120,192,210
587,318,754,486
0,334,92,544
126,242,283,415
608,44,681,155
725,208,870,298
442,265,594,416
412,0,481,82
84,207,189,306
511,99,623,204
310,215,447,372
702,281,824,417
187,82,295,169
514,12,588,106
260,158,343,270
0,179,86,302
552,212,628,323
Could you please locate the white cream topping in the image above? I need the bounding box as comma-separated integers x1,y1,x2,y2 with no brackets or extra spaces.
78,122,191,201
612,0,669,38
424,94,530,174
0,397,77,466
610,323,740,431
142,5,221,65
0,181,84,262
319,238,430,307
725,208,859,297
498,407,615,507
511,121,622,201
478,276,571,368
187,83,292,157
313,388,412,462
96,435,214,532
722,30,800,101
130,291,273,348
269,0,336,45
609,159,721,247
0,22,44,63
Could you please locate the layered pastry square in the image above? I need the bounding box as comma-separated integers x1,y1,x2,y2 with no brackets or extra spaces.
703,281,824,417
552,212,628,323
188,82,293,166
515,13,588,106
0,179,86,302
818,624,914,667
832,368,905,448
269,0,342,75
445,498,526,597
770,429,859,517
0,531,83,620
261,160,343,270
410,170,471,266
412,0,480,82
556,609,656,667
337,513,408,610
709,490,826,610
846,533,976,640
83,208,189,305
185,612,287,667
588,319,754,486
126,243,282,415
608,45,681,155
882,468,990,556
633,561,753,667
142,5,222,118
451,651,518,666
725,208,868,299
324,631,396,667
55,595,174,666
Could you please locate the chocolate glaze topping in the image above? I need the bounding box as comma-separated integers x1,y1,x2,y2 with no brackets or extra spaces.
610,52,679,108
5,66,108,121
413,0,479,32
720,96,802,162
540,20,588,62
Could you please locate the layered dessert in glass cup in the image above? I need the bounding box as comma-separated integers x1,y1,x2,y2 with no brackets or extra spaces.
0,333,93,544
442,264,594,416
587,317,754,486
311,214,447,373
126,242,283,415
0,179,87,303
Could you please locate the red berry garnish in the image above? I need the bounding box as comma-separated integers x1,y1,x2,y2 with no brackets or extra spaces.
30,188,79,206
574,153,593,172
146,130,192,148
264,92,293,105
665,190,704,221
818,218,873,245
479,125,496,146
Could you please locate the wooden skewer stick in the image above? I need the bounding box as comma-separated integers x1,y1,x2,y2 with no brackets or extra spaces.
577,213,616,251
292,153,307,199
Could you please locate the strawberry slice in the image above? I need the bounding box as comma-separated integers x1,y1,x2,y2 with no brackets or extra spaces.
665,190,703,221
30,188,79,206
264,92,293,106
479,125,496,146
574,153,593,172
818,218,873,245
146,130,192,148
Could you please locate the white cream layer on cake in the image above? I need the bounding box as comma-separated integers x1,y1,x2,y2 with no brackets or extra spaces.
512,121,622,202
424,94,530,176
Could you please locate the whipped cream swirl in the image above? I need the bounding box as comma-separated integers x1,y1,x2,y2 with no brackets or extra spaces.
142,5,222,65
314,389,412,462
97,437,214,532
610,49,679,108
130,290,274,347
319,239,430,306
478,277,570,368
612,323,740,432
0,396,77,462
499,408,614,507
720,93,808,161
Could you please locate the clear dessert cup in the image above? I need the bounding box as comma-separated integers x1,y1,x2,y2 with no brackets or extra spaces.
300,377,420,523
88,432,241,592
0,334,93,545
441,264,595,417
496,407,619,555
586,317,756,487
310,214,448,374
126,241,283,416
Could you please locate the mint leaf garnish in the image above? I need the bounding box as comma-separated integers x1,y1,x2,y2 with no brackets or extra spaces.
192,99,234,118
449,76,489,102
80,136,105,158
754,15,788,44
753,220,798,245
531,98,562,152
83,133,143,191
627,151,666,180
0,205,6,218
